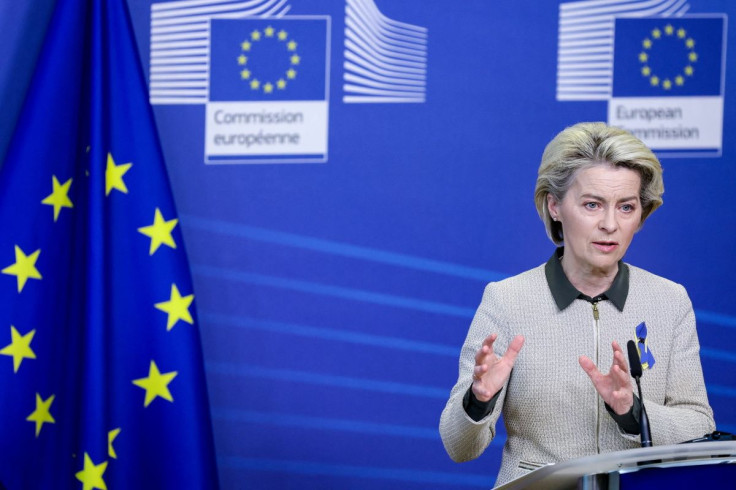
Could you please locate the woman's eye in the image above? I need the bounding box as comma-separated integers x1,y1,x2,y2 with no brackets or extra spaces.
621,204,634,212
584,202,599,209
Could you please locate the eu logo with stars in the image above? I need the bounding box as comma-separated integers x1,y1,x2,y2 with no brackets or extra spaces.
612,17,724,97
608,14,727,157
209,18,328,102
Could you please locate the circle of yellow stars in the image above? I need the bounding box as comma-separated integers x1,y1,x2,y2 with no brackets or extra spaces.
238,26,300,94
638,23,697,90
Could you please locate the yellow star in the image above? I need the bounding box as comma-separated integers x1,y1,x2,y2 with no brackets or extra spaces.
27,393,55,437
689,52,698,62
678,28,687,38
685,65,694,76
650,75,659,86
286,69,297,79
75,453,108,490
638,52,648,63
641,66,651,76
642,38,652,49
132,360,178,407
251,29,261,41
105,153,132,196
277,29,288,41
662,79,672,90
290,54,301,65
238,54,247,65
108,428,121,459
287,40,297,51
652,28,661,39
155,283,194,331
664,24,674,35
250,79,260,90
0,326,36,372
241,40,251,51
686,38,695,49
277,79,287,90
137,208,178,255
41,176,73,221
263,82,274,94
675,75,684,86
264,26,275,37
240,69,251,80
2,245,42,293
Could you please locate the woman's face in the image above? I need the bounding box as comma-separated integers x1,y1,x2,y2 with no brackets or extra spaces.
547,164,642,278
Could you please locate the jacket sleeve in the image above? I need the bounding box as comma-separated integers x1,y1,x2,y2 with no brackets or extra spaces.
439,282,511,462
643,285,715,444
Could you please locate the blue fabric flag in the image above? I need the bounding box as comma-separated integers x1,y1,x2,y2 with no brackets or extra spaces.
0,0,218,488
612,16,725,97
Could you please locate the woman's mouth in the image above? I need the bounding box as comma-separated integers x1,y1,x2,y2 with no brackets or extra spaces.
593,241,618,253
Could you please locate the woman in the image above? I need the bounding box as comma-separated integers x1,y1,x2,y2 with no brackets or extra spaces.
439,122,714,487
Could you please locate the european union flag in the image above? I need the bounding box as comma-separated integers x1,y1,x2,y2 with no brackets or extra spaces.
209,18,329,102
612,16,725,97
0,0,218,488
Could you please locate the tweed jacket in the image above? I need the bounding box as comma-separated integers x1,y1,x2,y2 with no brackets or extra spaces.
439,260,715,487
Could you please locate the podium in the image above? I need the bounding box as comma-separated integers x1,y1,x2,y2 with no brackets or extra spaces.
496,441,736,489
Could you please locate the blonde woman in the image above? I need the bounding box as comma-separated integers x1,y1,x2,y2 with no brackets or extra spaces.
440,122,714,487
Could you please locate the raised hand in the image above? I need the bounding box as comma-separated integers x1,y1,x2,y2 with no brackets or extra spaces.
472,333,525,402
579,340,634,415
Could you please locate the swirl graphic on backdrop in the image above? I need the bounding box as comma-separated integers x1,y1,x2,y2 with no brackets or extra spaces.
638,24,698,90
237,27,300,95
343,0,428,103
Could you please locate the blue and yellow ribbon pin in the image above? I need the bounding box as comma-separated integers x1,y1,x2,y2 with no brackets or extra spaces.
635,321,655,370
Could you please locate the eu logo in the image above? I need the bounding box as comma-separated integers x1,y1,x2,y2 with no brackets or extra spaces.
612,16,724,97
209,18,328,102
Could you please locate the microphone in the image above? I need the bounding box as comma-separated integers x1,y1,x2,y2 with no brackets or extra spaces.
627,340,652,447
627,340,642,378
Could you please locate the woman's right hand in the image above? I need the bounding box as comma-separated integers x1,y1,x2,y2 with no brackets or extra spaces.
472,333,525,402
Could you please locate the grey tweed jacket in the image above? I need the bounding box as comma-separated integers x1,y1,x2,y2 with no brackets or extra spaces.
439,261,715,487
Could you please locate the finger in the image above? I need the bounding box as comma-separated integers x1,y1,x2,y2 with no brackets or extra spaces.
610,341,623,359
503,335,525,364
474,344,490,365
475,333,498,365
578,355,600,379
473,364,488,380
611,340,623,354
612,349,629,372
610,348,623,369
482,333,498,350
611,363,631,386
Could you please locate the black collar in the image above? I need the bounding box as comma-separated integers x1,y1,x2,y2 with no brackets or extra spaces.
544,247,629,312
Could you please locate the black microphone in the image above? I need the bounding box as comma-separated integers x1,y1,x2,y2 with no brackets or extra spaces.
627,340,652,447
627,340,643,378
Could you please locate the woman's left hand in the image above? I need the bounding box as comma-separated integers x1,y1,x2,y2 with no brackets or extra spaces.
579,340,634,415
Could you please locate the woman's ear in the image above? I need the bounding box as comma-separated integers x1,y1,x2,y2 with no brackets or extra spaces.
547,193,560,221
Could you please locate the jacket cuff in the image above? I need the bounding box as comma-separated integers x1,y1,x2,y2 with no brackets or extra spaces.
463,385,502,422
605,395,642,434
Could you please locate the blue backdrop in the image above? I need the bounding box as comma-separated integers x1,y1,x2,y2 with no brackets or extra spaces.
2,0,734,488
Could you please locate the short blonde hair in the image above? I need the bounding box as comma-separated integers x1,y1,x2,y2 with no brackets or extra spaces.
534,122,664,245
